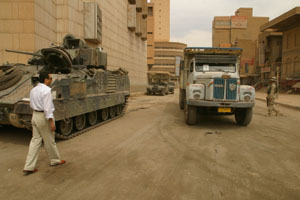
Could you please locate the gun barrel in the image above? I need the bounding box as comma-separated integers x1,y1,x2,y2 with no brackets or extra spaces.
5,49,42,57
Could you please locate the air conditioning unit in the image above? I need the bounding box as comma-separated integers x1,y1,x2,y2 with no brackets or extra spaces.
84,2,102,44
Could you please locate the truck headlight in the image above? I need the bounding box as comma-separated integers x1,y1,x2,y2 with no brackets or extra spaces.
240,85,255,102
187,84,205,100
244,95,251,102
194,93,201,99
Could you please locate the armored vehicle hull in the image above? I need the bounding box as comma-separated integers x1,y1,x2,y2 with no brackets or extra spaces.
0,35,130,139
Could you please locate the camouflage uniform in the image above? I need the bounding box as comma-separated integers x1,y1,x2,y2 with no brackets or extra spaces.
266,79,279,116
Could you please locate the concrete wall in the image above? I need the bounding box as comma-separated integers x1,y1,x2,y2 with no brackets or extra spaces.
0,0,147,92
0,0,36,63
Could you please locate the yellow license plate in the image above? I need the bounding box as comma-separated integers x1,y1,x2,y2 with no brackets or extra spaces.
218,108,231,113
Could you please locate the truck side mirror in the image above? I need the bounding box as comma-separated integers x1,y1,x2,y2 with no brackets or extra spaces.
180,60,184,70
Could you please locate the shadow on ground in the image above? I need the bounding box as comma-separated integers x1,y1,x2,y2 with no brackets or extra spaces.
164,101,246,131
0,125,32,145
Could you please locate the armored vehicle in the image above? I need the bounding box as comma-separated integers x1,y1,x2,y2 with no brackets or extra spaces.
179,47,255,126
0,34,130,139
146,71,174,96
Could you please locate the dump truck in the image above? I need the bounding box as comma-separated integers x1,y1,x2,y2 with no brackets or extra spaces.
179,47,255,125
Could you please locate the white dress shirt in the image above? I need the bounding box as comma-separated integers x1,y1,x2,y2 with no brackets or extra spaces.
30,83,55,120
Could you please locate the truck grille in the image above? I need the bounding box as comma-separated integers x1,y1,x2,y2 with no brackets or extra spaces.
213,78,225,99
213,78,237,100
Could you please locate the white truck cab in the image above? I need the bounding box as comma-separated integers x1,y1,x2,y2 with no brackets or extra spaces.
179,47,255,125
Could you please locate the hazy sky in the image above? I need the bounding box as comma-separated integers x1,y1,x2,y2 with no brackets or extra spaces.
170,0,299,47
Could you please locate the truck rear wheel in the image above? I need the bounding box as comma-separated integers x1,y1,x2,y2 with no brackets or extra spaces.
235,108,253,126
184,102,197,125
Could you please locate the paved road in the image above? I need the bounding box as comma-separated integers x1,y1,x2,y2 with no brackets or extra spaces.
1,91,300,200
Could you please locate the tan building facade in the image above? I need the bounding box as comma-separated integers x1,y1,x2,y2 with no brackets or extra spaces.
146,0,186,79
148,0,170,42
213,8,269,84
257,30,282,84
151,41,187,75
0,0,148,92
147,2,155,67
261,7,300,89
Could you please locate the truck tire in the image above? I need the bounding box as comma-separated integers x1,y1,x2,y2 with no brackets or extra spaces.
179,89,185,110
184,101,197,125
235,108,253,126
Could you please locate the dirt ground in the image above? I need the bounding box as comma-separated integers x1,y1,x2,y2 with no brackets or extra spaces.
1,90,300,200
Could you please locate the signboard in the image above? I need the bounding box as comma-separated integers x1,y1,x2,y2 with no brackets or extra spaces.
214,16,231,29
231,16,248,29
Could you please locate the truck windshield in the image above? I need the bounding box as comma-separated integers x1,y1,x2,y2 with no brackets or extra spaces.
195,63,236,73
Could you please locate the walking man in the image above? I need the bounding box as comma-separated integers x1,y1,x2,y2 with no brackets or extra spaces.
266,77,279,116
23,71,65,175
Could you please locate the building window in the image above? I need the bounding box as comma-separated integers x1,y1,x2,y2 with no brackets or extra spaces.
245,63,249,73
148,7,153,16
147,32,153,34
294,57,300,74
287,32,290,49
295,30,298,47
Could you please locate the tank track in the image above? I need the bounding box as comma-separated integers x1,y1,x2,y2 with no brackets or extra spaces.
55,96,129,140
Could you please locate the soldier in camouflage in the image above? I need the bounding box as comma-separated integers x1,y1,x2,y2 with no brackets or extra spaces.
266,77,279,116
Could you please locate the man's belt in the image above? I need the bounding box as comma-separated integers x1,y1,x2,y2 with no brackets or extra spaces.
34,110,44,112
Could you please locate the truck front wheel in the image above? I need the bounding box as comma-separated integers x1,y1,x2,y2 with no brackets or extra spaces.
185,102,197,125
179,89,185,110
235,108,253,126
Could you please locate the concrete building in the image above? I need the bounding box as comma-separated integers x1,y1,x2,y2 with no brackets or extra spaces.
213,8,269,84
261,7,300,89
257,30,282,84
147,2,155,67
151,41,187,75
0,0,148,92
150,0,170,42
147,0,186,78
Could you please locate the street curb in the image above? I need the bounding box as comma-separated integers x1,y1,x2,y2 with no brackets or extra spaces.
255,97,300,111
